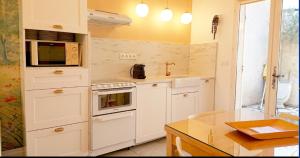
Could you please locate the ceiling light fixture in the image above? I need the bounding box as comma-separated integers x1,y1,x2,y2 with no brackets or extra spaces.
136,0,149,17
160,0,173,22
181,12,192,24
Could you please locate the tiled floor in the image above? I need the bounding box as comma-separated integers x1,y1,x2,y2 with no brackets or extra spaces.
243,104,299,116
101,138,166,157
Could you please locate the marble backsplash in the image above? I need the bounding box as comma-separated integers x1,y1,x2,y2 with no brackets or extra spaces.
189,42,218,77
91,38,190,81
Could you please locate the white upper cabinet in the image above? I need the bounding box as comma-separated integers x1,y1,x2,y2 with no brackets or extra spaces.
22,0,87,34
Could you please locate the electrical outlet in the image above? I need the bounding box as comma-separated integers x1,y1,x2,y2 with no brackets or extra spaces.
120,53,137,60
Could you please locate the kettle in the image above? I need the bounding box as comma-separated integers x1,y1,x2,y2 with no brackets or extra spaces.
130,64,146,79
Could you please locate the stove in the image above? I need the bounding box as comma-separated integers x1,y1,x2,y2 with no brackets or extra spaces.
91,79,136,90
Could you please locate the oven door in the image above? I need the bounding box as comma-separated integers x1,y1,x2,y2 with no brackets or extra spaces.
92,87,136,116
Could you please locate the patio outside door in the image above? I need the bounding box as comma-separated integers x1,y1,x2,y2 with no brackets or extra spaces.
266,0,299,117
235,0,299,117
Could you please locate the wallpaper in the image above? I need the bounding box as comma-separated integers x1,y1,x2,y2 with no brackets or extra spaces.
0,0,23,151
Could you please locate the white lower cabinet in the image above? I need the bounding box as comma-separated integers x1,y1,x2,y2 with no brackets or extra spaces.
26,122,88,156
198,79,215,112
25,87,88,131
171,92,199,122
136,83,170,144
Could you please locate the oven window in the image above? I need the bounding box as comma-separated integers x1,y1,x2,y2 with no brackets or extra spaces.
38,42,66,65
98,92,131,110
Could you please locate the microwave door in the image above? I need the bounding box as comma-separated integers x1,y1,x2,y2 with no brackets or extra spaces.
30,41,39,66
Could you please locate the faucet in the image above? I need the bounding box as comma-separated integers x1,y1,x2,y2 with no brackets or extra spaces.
166,62,176,76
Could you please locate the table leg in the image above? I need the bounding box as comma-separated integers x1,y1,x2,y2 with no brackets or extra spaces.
166,133,175,156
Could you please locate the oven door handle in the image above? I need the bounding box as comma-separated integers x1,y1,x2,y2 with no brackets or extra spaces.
93,112,133,122
93,88,135,95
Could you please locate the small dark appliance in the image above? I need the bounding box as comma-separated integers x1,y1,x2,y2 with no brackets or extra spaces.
130,64,146,79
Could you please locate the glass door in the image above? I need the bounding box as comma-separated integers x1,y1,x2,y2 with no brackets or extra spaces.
235,0,272,114
266,0,299,116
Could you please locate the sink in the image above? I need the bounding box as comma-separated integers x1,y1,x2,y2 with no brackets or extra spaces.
171,76,203,88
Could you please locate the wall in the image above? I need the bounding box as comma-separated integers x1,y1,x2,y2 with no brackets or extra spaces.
0,0,23,151
189,42,218,77
241,1,270,106
191,0,237,111
91,38,189,81
88,0,192,44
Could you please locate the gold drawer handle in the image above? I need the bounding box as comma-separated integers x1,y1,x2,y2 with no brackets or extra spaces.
152,84,158,87
53,70,64,75
53,24,63,29
54,89,64,94
54,127,64,133
183,94,188,97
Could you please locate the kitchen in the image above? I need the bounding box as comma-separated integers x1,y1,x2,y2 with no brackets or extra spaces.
0,0,298,157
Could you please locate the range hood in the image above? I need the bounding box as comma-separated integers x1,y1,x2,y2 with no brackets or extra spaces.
88,9,132,25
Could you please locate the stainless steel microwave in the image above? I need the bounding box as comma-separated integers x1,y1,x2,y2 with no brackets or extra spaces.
26,40,80,66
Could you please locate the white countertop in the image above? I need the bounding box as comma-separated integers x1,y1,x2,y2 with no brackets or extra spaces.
118,75,215,85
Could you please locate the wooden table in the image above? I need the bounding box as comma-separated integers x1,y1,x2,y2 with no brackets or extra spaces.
165,109,299,156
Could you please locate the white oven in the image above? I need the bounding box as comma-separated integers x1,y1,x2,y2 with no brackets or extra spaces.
90,81,137,156
92,87,136,116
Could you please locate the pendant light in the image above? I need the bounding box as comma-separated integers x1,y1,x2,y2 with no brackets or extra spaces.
181,12,192,24
136,0,149,17
180,2,192,24
160,0,173,22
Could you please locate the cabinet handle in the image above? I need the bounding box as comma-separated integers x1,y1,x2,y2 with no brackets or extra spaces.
205,80,209,83
54,89,64,94
54,127,64,133
53,70,64,75
183,94,188,97
53,24,63,29
152,84,158,87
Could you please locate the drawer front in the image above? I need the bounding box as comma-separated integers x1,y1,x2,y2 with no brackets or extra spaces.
26,122,88,156
92,111,136,150
25,87,88,131
25,68,89,90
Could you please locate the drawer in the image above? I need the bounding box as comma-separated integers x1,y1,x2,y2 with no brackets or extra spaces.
137,82,170,89
25,67,89,90
91,110,136,150
26,122,88,156
25,87,88,131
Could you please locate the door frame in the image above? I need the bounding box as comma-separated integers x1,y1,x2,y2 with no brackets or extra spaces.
233,0,283,116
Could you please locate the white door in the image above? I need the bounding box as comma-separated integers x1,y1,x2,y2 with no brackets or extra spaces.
235,0,272,112
171,92,198,122
266,0,299,116
198,79,215,113
136,83,168,144
22,0,87,34
235,0,299,117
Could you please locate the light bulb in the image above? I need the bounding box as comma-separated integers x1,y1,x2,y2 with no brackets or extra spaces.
136,2,149,17
160,8,173,22
181,12,192,24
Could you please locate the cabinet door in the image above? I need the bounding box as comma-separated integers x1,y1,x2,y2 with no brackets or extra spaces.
92,111,136,150
25,87,88,131
25,67,89,90
136,83,168,144
26,122,88,156
22,0,87,33
171,92,199,122
198,79,215,113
